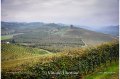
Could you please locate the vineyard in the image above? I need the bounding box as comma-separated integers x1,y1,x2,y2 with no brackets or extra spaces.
1,41,119,79
2,44,53,61
1,44,55,70
12,30,85,52
1,1,119,78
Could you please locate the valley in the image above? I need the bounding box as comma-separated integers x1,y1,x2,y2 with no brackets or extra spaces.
1,22,119,79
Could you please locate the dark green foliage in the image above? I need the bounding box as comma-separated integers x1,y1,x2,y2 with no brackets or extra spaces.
11,39,15,43
1,72,37,79
26,41,119,79
2,41,119,79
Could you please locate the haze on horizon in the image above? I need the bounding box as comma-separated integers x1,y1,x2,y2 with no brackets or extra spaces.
1,0,119,27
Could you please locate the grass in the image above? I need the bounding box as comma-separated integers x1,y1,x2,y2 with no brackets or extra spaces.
1,44,55,71
85,62,119,79
1,35,13,40
1,44,67,72
1,33,24,40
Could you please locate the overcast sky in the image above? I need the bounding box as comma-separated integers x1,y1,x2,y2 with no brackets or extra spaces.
1,0,119,27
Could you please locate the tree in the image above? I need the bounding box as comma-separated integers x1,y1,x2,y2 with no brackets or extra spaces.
11,39,15,43
70,25,74,29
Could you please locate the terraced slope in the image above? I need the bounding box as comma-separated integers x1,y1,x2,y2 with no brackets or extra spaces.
63,28,116,45
2,44,52,62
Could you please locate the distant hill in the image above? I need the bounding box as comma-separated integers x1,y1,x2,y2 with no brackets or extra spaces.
1,22,117,47
63,27,117,45
78,25,119,36
95,25,119,36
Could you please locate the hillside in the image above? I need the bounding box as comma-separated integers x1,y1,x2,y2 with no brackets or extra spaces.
1,22,117,53
11,27,117,52
79,25,119,36
2,44,52,62
1,22,118,79
96,26,119,36
1,41,119,79
63,27,116,45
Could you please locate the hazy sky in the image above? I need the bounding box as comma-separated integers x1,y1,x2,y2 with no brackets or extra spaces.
1,0,119,27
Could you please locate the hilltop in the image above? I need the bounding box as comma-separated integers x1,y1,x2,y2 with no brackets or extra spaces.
1,22,117,49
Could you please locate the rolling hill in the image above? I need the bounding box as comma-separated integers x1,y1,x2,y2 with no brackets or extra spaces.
79,25,119,36
1,22,119,79
2,44,52,62
1,22,117,52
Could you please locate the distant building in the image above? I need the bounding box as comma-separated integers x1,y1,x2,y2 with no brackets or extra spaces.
70,25,74,29
6,42,10,44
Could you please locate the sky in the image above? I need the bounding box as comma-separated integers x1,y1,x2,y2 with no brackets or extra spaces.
1,0,119,27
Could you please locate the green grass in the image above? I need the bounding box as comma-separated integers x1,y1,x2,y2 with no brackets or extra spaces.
1,33,24,40
2,44,52,61
1,35,13,40
85,62,119,79
1,44,53,70
1,44,58,71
